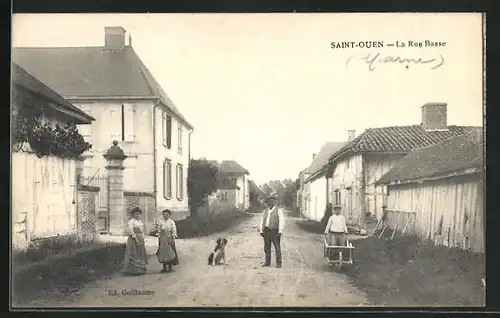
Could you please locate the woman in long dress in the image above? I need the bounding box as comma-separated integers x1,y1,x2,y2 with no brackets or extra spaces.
122,207,148,275
156,209,179,273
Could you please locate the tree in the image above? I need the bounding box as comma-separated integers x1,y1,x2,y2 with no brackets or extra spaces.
187,158,218,216
282,179,298,210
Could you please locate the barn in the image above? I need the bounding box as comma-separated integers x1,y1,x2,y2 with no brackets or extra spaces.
376,128,484,252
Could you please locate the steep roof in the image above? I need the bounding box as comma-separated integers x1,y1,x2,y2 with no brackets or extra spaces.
307,142,346,175
219,160,249,175
248,180,264,196
12,62,94,124
12,46,192,129
376,128,483,185
329,125,479,163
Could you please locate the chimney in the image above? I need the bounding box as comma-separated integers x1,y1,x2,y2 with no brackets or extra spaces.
104,26,126,51
312,153,316,159
421,103,448,130
348,130,356,142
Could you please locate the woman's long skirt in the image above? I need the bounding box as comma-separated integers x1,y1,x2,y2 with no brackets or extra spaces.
122,234,148,274
156,232,179,266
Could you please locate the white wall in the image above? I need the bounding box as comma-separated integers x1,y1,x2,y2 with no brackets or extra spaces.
74,100,155,193
308,176,327,222
12,152,78,248
155,106,190,215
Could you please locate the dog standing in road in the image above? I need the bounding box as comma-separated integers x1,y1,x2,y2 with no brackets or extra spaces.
207,238,228,266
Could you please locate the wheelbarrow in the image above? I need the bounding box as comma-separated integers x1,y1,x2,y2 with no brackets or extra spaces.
323,237,355,270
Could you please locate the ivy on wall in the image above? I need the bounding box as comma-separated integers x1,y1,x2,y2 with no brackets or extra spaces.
12,88,92,159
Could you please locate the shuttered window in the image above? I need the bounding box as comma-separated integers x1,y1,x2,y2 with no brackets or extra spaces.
109,108,121,141
178,124,183,155
162,112,172,149
123,104,136,142
176,164,184,200
163,159,172,199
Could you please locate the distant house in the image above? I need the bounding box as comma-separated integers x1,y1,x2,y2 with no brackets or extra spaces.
376,129,484,252
325,103,480,225
209,160,251,210
301,141,347,222
13,26,194,227
297,167,312,216
12,63,94,248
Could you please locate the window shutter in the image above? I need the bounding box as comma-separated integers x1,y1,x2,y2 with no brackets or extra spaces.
124,104,136,142
109,108,121,141
166,116,172,149
167,161,172,197
178,124,183,154
162,112,166,146
179,165,183,199
163,159,171,199
176,164,179,199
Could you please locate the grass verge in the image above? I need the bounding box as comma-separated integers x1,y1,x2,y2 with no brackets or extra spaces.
344,235,485,306
12,242,125,307
175,210,252,239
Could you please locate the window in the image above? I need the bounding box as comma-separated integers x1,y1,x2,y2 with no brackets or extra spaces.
334,190,341,205
162,112,172,149
176,164,184,200
163,159,172,199
231,178,237,186
110,108,121,141
178,124,183,155
122,104,136,142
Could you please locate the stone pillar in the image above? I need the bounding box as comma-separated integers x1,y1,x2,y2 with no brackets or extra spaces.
104,140,127,235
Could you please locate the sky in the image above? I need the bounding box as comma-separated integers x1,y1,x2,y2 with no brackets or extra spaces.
12,13,484,185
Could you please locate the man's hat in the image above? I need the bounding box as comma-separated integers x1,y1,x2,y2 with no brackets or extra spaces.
333,204,342,210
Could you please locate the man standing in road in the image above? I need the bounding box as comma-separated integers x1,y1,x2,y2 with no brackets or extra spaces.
259,194,285,268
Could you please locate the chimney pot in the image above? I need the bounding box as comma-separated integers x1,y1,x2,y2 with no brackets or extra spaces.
104,26,126,51
348,130,356,141
312,153,316,159
421,102,448,130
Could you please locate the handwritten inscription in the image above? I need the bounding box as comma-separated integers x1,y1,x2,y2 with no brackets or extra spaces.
346,52,445,71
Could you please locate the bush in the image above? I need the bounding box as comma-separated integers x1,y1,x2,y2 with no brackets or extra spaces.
175,210,251,239
344,236,485,306
12,242,125,307
13,234,95,266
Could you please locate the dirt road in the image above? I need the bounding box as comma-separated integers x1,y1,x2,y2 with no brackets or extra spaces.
36,213,369,307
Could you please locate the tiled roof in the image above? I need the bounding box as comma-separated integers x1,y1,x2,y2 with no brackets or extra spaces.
12,46,192,128
376,128,483,184
12,62,94,124
329,125,479,163
219,160,249,175
307,142,346,175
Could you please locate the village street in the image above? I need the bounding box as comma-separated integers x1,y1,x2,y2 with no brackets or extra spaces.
34,212,369,307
